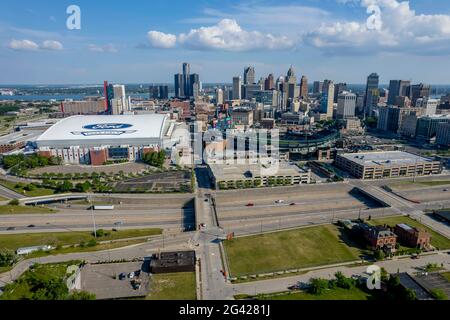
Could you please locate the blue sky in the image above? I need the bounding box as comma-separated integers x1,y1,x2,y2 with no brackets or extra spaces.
1,0,450,84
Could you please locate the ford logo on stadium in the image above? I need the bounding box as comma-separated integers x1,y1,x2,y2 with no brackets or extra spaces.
83,123,133,130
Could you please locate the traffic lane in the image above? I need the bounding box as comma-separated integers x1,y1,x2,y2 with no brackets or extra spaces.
0,219,196,234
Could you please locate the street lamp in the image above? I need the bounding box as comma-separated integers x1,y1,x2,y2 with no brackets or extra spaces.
89,195,97,238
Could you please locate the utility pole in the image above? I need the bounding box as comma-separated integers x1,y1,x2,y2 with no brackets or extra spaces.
89,195,97,238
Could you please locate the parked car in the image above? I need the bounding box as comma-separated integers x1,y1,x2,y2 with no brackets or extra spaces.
118,273,126,280
128,272,135,278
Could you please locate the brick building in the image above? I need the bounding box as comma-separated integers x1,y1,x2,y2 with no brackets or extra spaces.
394,224,431,249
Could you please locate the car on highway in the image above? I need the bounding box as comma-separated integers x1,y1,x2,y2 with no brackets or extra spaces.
27,224,36,228
444,189,448,192
6,227,15,231
275,200,285,204
246,203,254,207
289,203,296,206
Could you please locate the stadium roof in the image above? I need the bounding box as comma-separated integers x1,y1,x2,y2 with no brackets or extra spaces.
36,114,169,148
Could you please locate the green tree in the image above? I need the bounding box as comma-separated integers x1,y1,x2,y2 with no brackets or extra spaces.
430,289,448,300
68,291,96,300
0,248,18,267
308,278,329,295
8,199,20,206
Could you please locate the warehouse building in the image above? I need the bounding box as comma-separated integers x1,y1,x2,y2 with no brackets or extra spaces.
35,114,175,165
335,151,441,180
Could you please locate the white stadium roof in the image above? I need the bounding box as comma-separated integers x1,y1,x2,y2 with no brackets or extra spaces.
36,114,169,148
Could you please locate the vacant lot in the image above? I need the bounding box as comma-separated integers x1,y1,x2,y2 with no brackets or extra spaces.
0,179,55,197
113,171,192,193
253,287,373,300
224,225,364,277
369,216,450,250
146,272,196,300
0,228,162,252
0,205,56,215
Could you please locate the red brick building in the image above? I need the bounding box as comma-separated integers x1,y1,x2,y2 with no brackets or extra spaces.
394,224,431,249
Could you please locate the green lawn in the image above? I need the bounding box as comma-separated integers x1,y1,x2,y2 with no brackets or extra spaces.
146,272,196,300
254,287,373,300
390,180,450,190
0,179,55,197
0,205,56,215
442,272,450,282
224,225,365,277
0,261,82,300
0,228,162,252
369,216,450,250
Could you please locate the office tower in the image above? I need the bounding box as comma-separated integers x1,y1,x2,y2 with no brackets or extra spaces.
436,122,450,147
411,83,431,106
313,81,324,94
190,73,200,98
149,86,159,99
388,80,411,105
286,66,297,99
103,81,111,112
158,85,169,99
216,88,224,105
192,82,200,99
334,83,347,103
365,88,380,117
378,106,424,134
265,74,274,90
416,115,450,142
364,73,379,110
416,97,439,116
183,62,190,97
321,80,334,119
300,76,308,99
244,66,256,85
337,91,356,119
174,74,184,98
232,76,242,100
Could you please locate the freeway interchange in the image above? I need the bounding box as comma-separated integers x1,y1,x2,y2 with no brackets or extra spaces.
1,170,450,299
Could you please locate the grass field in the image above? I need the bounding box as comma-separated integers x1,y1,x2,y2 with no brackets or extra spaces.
224,225,365,277
0,205,56,215
0,179,55,197
369,216,450,250
253,287,373,300
0,228,162,252
0,261,82,300
442,272,450,282
146,272,196,300
390,180,450,190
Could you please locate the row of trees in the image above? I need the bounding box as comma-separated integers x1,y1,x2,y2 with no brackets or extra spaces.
2,154,61,171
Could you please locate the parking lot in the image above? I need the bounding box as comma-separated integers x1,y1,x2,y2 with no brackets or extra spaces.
80,262,150,300
113,170,192,193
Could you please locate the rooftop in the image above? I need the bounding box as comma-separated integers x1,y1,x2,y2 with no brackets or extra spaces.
339,151,435,167
209,161,309,181
36,114,169,148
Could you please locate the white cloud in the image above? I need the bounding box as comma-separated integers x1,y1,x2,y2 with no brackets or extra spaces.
8,39,64,51
8,39,39,51
147,31,177,49
147,19,295,52
41,40,63,51
88,44,118,53
306,0,450,55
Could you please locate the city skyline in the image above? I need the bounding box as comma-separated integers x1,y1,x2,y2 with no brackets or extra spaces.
1,0,450,84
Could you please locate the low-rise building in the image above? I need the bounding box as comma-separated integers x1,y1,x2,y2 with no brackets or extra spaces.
335,151,441,180
394,223,431,249
208,161,311,189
